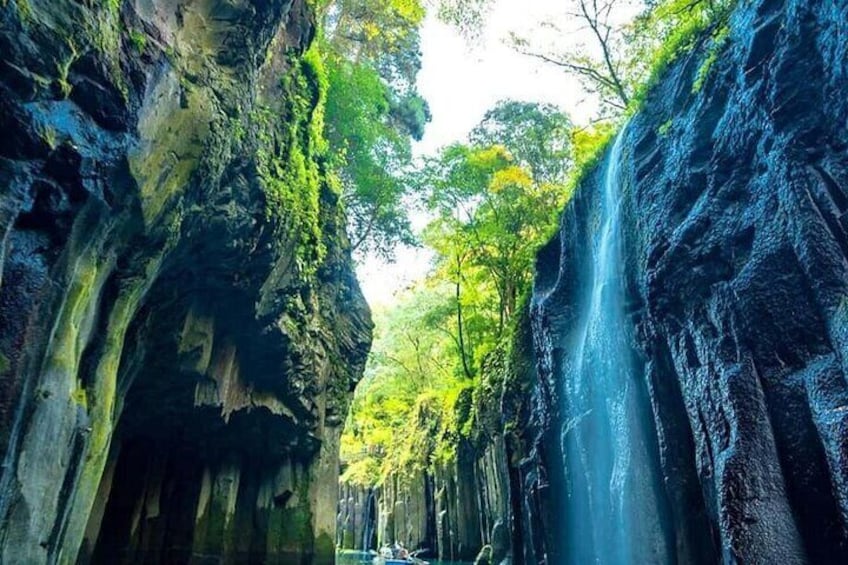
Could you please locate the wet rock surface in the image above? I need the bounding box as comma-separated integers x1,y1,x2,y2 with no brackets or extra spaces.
0,1,371,563
517,0,848,563
336,437,510,562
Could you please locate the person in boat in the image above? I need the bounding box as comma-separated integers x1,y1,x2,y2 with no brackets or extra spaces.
397,544,409,559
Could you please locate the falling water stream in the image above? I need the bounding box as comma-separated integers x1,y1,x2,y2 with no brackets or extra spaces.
560,126,670,564
362,489,376,552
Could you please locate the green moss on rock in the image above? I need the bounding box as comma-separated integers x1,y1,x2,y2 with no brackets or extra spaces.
256,43,330,275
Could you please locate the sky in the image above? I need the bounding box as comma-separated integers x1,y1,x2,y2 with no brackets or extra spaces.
355,0,599,307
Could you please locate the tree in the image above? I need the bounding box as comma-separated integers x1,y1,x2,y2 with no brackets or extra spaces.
422,146,564,333
324,0,425,64
324,54,418,257
340,100,573,488
321,0,431,258
436,0,493,39
510,0,636,113
510,0,735,117
418,102,572,339
470,100,573,183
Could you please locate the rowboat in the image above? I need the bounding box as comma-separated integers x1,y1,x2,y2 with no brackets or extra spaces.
373,558,428,565
373,544,429,565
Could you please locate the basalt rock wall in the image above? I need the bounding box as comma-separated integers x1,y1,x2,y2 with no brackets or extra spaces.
518,0,848,563
0,1,371,563
336,437,510,562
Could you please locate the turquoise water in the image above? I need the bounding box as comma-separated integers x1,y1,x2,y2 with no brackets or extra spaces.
336,550,470,565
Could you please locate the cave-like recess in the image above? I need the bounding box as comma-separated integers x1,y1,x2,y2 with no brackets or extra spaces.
0,1,371,563
76,279,323,564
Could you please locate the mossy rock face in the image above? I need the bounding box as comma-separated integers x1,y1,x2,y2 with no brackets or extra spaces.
0,0,372,563
313,532,336,565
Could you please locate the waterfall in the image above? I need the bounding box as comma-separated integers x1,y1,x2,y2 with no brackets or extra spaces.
362,488,376,551
560,126,670,564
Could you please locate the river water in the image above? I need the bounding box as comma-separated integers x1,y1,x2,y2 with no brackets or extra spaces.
336,550,471,565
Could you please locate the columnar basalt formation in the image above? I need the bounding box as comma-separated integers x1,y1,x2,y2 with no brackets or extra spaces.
0,1,371,563
336,0,848,562
336,438,511,562
518,0,848,563
336,372,513,563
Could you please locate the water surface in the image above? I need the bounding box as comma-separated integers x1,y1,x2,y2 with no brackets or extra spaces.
336,550,471,565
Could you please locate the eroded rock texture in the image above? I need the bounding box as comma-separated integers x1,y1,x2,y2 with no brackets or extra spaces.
336,427,510,562
517,0,848,563
336,373,512,562
0,1,371,563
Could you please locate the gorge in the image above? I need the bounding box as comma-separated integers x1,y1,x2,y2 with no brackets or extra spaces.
1,0,848,563
339,0,848,563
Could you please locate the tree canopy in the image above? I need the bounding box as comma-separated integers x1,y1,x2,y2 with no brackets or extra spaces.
341,101,573,484
336,0,737,489
321,0,430,259
511,0,735,117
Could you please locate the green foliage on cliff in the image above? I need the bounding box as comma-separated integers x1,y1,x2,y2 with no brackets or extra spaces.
252,0,433,273
252,0,435,272
128,28,146,52
564,121,617,197
9,0,32,21
341,102,573,486
509,0,735,118
321,0,430,258
257,44,330,273
691,22,731,93
628,0,736,109
323,53,420,257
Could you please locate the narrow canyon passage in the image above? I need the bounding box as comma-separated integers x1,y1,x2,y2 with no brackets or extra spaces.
338,0,848,563
3,0,848,563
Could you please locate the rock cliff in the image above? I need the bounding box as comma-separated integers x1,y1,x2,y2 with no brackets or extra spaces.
333,0,848,562
337,440,510,561
518,0,848,563
0,1,371,563
336,360,513,562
